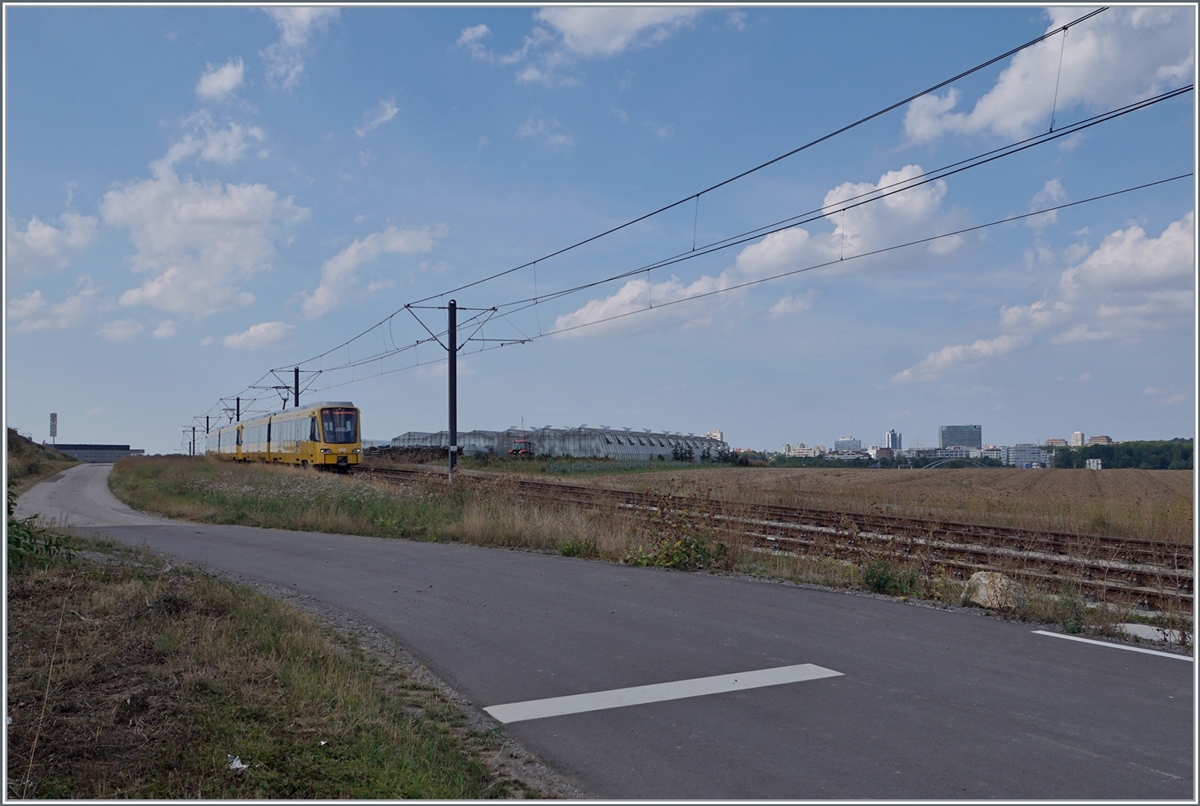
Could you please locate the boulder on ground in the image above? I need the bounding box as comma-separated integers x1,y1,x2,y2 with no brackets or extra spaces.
962,571,1025,610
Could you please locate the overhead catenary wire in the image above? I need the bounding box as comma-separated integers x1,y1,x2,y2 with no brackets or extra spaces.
532,173,1196,339
277,6,1109,373
278,76,1191,391
398,6,1108,308
292,171,1191,397
194,6,1195,426
212,75,1187,418
1050,25,1068,132
490,85,1192,314
263,81,1191,400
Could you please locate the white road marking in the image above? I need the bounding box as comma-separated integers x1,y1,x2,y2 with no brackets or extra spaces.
484,663,843,724
1032,630,1193,661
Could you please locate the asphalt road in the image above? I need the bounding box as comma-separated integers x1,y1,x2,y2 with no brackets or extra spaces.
17,464,1195,799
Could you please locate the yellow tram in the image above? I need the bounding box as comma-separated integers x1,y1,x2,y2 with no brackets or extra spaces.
206,401,361,470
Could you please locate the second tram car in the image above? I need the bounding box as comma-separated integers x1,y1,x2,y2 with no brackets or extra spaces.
206,401,361,470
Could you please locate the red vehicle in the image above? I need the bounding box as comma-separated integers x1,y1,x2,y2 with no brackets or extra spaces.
509,439,534,455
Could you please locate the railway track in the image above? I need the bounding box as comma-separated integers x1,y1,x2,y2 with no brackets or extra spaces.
356,465,1193,615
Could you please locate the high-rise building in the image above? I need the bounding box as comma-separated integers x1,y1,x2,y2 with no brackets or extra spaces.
1002,444,1051,468
834,436,862,452
1071,431,1085,447
884,429,902,451
939,424,982,449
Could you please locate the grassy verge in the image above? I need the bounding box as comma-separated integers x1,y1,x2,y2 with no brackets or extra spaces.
107,455,460,538
105,456,1191,649
6,539,545,799
6,428,79,494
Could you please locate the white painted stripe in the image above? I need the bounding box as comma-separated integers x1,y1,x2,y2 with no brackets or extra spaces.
484,663,843,724
1033,630,1194,661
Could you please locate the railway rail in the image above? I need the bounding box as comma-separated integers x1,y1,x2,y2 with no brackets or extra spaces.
355,465,1193,616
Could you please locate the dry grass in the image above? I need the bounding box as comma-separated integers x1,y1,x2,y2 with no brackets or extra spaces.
108,456,458,539
445,479,642,559
6,428,79,494
6,545,541,799
586,466,1194,543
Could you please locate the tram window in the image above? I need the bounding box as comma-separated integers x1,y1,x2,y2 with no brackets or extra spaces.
321,408,358,444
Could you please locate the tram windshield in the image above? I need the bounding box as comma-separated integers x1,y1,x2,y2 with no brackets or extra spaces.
321,408,358,444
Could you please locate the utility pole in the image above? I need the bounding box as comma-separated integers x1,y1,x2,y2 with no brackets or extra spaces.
294,366,300,408
236,397,240,422
448,299,457,481
191,426,196,456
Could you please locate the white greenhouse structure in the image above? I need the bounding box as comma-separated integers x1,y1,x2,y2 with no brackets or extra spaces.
391,425,729,461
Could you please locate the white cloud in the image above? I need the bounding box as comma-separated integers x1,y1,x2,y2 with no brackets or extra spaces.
1026,178,1068,228
223,320,295,350
893,211,1194,382
163,113,269,166
153,319,177,339
769,292,815,318
199,122,267,164
517,117,573,148
1143,386,1190,406
1058,213,1194,294
891,334,1031,383
100,148,309,316
553,275,721,336
98,318,144,342
457,24,492,59
200,336,214,346
534,7,704,58
7,278,98,333
262,7,339,89
6,210,98,275
355,99,399,138
458,7,704,86
196,58,245,101
301,224,444,319
820,165,955,255
904,7,1195,143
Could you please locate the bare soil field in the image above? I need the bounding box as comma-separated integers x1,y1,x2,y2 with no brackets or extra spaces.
581,467,1194,543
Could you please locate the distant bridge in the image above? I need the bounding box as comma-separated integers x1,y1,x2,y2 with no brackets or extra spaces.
919,458,994,469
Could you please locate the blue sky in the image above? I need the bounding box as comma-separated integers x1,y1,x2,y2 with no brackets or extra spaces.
4,5,1196,455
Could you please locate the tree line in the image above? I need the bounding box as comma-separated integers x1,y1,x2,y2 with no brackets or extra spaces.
1051,438,1192,470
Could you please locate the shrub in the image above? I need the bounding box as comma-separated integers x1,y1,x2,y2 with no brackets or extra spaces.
624,505,727,571
7,486,75,570
559,538,598,558
861,560,917,596
1053,582,1087,634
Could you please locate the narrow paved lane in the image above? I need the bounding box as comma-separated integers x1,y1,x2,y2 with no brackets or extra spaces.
17,465,1195,799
